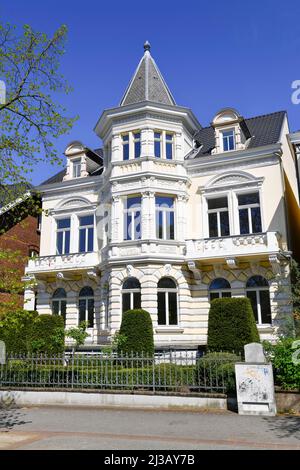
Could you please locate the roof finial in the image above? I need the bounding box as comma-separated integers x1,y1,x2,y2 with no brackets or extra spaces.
144,40,151,52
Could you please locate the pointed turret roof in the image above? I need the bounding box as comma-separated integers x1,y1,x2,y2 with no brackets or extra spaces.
120,41,176,107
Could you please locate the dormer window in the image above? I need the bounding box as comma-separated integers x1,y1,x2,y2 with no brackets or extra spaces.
72,158,81,178
222,130,235,152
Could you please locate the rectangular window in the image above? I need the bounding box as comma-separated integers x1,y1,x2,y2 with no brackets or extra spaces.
154,132,162,158
122,134,129,160
72,159,81,178
238,192,262,234
222,130,235,151
207,197,230,237
56,218,71,255
133,132,141,158
155,196,175,240
79,215,94,253
165,133,174,160
124,196,141,240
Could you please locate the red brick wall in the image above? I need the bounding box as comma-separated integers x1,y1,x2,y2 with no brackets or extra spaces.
0,215,40,307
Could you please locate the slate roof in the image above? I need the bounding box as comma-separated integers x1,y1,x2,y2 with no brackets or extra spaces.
120,43,176,107
187,111,286,159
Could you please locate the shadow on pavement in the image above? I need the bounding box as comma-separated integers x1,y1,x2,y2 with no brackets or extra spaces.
262,415,300,440
0,405,31,431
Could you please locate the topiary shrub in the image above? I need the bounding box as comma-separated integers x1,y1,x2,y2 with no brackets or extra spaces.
30,314,65,353
118,309,154,356
207,297,260,353
0,310,65,354
195,352,240,394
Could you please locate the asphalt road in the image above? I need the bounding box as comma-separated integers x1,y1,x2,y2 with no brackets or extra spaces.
0,405,299,450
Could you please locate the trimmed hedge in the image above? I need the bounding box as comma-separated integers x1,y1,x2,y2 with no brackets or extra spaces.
118,309,154,356
207,297,260,353
0,310,65,354
195,352,240,393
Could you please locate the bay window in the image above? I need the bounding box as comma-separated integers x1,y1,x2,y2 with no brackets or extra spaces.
155,196,175,240
238,192,262,234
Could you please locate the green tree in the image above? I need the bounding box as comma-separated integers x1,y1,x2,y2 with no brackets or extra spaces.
118,309,154,356
65,321,90,352
0,22,76,202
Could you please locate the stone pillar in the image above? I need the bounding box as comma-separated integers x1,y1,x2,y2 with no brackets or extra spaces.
174,132,183,160
36,282,51,315
111,196,122,242
140,128,149,157
65,290,78,329
24,286,36,311
111,134,121,162
177,195,188,241
148,191,156,239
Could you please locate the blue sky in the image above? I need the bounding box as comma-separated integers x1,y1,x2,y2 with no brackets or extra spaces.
1,0,300,185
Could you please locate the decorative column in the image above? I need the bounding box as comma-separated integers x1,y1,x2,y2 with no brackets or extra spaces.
141,190,155,239
111,195,122,243
140,128,149,157
111,134,121,163
174,132,183,160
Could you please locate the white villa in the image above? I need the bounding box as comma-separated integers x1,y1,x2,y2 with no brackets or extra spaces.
24,42,300,349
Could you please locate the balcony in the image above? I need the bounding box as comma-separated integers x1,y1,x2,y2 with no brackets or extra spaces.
26,251,100,275
103,239,186,263
185,232,282,261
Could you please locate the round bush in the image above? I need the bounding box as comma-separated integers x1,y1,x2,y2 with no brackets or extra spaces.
118,309,154,356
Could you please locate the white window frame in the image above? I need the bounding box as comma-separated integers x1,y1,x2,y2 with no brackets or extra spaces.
78,214,95,253
237,191,262,235
78,289,94,328
124,196,142,241
207,196,230,238
72,158,81,178
56,217,71,255
155,196,175,240
246,286,271,325
121,279,141,313
221,128,235,152
157,282,178,326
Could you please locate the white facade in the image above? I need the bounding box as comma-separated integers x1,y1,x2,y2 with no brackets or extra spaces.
25,43,300,348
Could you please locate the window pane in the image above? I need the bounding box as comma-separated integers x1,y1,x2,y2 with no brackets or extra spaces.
79,229,86,252
134,141,141,158
220,211,230,236
246,276,269,288
259,290,272,324
79,299,86,323
238,193,259,206
61,301,66,325
122,293,131,313
251,207,262,233
239,208,249,234
57,218,70,229
56,232,63,255
52,300,59,315
154,140,161,158
168,292,177,325
64,231,70,254
208,213,218,237
210,292,220,301
168,211,174,240
126,197,141,209
134,211,141,240
88,298,94,327
80,215,93,226
222,292,232,298
210,278,230,290
246,291,258,322
158,292,166,325
155,196,174,208
133,292,141,309
156,211,163,239
208,197,228,210
123,278,140,289
166,142,173,160
88,227,94,251
158,278,176,289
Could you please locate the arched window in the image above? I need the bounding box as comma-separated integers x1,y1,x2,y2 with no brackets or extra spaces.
79,287,94,327
122,278,141,313
52,288,66,325
246,275,271,325
157,278,178,326
209,278,231,301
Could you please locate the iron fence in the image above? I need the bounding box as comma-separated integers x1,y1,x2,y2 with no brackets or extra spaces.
0,351,241,394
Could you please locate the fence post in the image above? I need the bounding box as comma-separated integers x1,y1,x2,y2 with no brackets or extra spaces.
71,352,74,389
152,352,155,393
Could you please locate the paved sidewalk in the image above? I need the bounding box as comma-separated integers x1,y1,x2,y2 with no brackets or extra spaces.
0,406,299,450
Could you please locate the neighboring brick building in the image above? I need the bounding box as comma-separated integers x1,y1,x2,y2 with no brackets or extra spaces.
0,187,40,310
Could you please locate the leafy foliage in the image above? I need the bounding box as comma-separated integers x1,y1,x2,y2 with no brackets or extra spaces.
118,309,154,356
65,321,90,350
263,338,300,390
0,310,64,353
195,352,240,393
207,297,260,353
291,258,300,336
